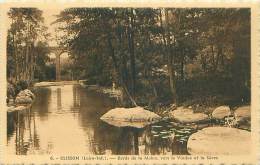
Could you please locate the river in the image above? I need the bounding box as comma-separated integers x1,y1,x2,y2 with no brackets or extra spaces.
7,84,189,155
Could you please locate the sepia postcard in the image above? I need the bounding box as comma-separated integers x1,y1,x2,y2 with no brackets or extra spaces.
0,0,259,164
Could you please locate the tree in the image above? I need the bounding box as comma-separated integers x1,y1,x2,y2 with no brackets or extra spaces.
7,8,50,83
54,8,251,107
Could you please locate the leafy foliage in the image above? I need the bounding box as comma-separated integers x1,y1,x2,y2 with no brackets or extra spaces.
7,8,50,83
7,8,250,107
54,8,250,106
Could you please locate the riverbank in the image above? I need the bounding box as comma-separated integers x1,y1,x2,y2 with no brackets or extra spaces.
6,84,251,155
80,84,123,99
34,80,81,87
80,83,251,131
7,82,251,136
7,88,35,113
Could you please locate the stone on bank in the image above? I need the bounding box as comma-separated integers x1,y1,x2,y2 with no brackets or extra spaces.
187,127,251,155
8,89,35,113
15,89,35,105
100,106,161,128
170,107,209,123
234,106,250,123
212,105,231,120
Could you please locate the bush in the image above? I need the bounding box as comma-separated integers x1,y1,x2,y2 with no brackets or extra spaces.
14,80,29,95
176,74,250,106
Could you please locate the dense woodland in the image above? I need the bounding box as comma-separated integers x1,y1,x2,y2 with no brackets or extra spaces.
7,8,250,107
7,8,51,82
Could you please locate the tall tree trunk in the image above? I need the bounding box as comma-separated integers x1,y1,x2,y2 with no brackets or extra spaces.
214,45,222,73
127,9,136,98
117,23,128,88
201,52,207,73
30,43,35,81
163,9,177,104
107,33,137,107
167,52,177,104
12,30,19,82
26,45,30,80
25,22,30,81
211,44,215,65
180,54,185,80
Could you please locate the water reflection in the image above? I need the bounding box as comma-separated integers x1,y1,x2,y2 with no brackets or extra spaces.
57,88,62,111
7,85,188,155
7,108,40,155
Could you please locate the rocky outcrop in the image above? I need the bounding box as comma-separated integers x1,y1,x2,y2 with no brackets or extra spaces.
100,106,161,128
187,127,251,155
170,107,209,123
212,106,231,119
234,106,250,123
15,89,35,105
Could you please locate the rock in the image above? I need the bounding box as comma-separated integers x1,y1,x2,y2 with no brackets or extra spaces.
15,89,35,104
170,108,209,123
175,113,208,123
234,106,250,123
13,105,28,111
7,105,30,113
234,106,251,130
212,106,231,119
15,96,33,104
100,106,161,128
7,106,15,113
101,120,154,128
18,89,35,99
171,108,194,116
187,127,251,155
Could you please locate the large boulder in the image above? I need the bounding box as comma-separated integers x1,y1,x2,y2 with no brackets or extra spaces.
15,96,33,104
15,89,35,105
100,106,161,128
170,108,209,123
187,127,251,155
19,89,35,99
212,106,231,119
101,120,153,128
171,108,193,116
234,106,250,123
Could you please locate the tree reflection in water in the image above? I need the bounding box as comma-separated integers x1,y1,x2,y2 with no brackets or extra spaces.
57,88,62,111
7,108,40,155
91,121,188,155
7,85,188,155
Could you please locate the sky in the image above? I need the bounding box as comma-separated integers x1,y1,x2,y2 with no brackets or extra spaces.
6,7,65,45
6,7,68,59
41,7,69,59
41,7,65,47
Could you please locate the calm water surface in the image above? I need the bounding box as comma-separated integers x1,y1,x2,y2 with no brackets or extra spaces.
7,85,189,155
